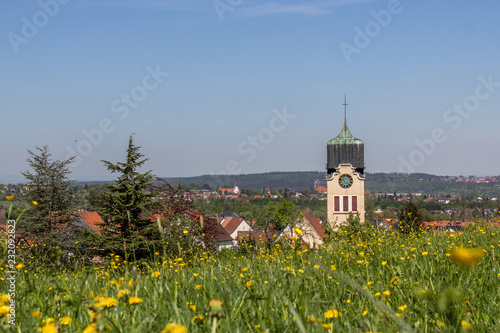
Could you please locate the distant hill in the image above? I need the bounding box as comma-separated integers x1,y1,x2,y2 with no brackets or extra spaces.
159,171,324,191
159,172,500,196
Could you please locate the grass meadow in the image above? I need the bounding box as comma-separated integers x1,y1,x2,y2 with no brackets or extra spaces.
1,225,500,333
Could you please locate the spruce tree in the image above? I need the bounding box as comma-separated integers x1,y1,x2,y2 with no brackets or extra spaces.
19,146,76,254
97,135,153,257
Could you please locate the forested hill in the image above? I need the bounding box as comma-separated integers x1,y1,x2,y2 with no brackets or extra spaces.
159,172,500,196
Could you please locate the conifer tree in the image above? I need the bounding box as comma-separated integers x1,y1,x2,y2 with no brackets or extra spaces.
19,146,76,252
97,135,153,256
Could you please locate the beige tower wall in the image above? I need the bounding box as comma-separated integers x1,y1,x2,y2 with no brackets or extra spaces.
326,164,365,228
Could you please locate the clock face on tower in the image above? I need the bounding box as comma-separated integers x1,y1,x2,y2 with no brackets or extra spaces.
338,174,353,188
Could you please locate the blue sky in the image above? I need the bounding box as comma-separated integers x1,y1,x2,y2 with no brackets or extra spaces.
1,0,500,183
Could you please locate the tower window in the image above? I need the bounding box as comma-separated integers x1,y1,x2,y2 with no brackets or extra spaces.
343,196,349,212
352,196,358,212
334,196,340,211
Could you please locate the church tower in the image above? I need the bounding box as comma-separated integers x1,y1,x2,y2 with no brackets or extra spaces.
326,96,365,227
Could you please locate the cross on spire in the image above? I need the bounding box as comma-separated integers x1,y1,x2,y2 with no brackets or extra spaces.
343,94,348,127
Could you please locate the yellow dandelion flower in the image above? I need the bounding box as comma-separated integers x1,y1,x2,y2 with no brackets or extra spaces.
362,310,368,316
449,247,484,267
461,320,473,330
186,302,196,311
321,323,332,330
61,316,72,325
383,290,391,296
32,310,41,319
381,261,387,266
0,294,10,306
240,267,248,273
6,195,14,201
422,251,429,256
183,230,188,234
83,323,97,333
390,276,400,286
398,305,407,312
16,263,23,270
39,323,57,333
307,316,316,323
161,323,187,333
374,292,382,298
32,201,38,206
128,297,143,305
195,284,203,290
94,297,118,309
152,271,160,277
324,309,339,318
294,227,303,235
0,306,10,317
117,289,129,299
245,280,253,288
192,314,204,322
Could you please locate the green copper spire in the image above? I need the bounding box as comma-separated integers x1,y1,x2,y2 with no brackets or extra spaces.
330,95,360,142
326,95,365,174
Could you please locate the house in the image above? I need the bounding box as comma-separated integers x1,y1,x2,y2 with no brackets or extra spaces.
75,211,104,234
219,185,240,195
282,208,327,248
316,186,327,193
220,216,253,241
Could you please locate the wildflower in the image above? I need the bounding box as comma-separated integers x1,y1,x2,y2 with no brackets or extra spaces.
324,309,339,318
195,284,202,290
240,267,248,273
321,323,332,330
381,261,387,266
209,299,223,312
294,227,303,235
461,320,473,330
0,294,10,306
449,247,484,267
161,323,188,333
390,276,400,286
362,310,368,316
422,251,429,256
61,316,72,325
0,306,10,317
245,280,253,288
39,323,57,333
398,305,407,312
183,230,189,234
117,289,129,299
32,201,38,206
32,310,42,319
83,323,97,333
6,195,14,201
187,302,196,311
16,263,23,270
374,292,382,298
128,297,143,305
192,314,204,322
94,297,118,309
383,290,390,296
152,271,160,277
307,316,316,323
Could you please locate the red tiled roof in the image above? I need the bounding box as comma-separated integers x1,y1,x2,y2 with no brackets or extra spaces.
316,186,327,192
302,208,327,239
221,217,246,236
78,211,104,233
